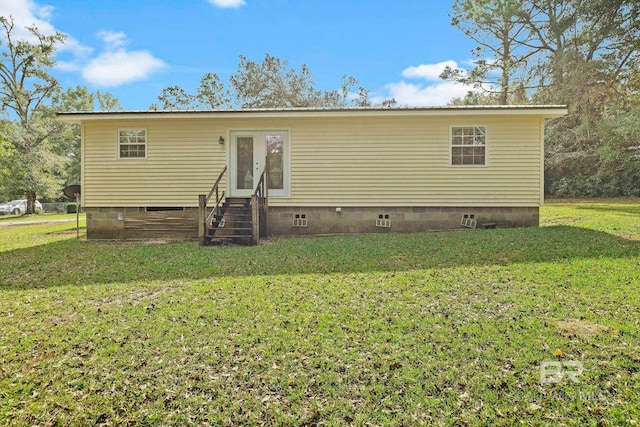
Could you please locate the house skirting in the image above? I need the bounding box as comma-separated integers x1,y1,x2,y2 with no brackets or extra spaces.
85,207,199,240
85,205,538,240
268,206,539,235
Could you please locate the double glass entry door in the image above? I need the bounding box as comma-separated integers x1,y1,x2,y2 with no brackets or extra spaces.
229,131,288,198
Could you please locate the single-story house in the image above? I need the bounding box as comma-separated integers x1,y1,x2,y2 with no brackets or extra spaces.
57,105,567,245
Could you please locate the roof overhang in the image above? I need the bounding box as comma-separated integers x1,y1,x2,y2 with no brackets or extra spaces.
56,105,568,124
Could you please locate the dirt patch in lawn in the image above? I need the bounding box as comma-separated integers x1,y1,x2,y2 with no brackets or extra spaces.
555,319,610,338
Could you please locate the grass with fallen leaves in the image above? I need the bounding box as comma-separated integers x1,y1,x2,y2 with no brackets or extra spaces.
0,199,638,426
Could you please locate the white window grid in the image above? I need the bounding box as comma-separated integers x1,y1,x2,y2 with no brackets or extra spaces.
118,129,147,158
451,126,486,166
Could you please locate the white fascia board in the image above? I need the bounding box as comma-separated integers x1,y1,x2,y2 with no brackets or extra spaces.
56,106,568,123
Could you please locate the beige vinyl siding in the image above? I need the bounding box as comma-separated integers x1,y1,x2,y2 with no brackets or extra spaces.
282,115,542,207
82,114,544,208
83,119,227,207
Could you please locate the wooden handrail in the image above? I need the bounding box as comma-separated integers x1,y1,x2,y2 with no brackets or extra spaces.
205,190,225,227
254,171,265,198
251,157,269,244
252,156,269,199
206,165,227,205
200,161,270,246
206,166,227,225
199,166,227,245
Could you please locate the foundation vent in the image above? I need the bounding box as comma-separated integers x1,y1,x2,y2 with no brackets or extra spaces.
146,207,185,212
293,214,307,227
461,214,477,228
376,214,391,228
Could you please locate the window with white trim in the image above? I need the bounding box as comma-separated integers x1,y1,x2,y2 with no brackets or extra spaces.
118,129,146,158
451,126,486,166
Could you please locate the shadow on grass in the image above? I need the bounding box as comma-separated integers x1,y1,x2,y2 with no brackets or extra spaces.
1,225,638,291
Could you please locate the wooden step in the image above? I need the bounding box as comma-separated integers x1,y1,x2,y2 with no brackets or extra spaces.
207,227,252,236
216,210,251,217
205,197,254,246
212,221,252,229
224,197,250,207
208,236,252,246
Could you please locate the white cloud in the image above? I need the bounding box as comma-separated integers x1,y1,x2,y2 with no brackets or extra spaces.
374,60,479,106
0,0,56,37
97,30,127,49
59,37,93,57
207,0,246,8
0,0,164,87
401,60,460,81
80,31,165,87
55,60,81,72
382,81,477,106
82,48,165,87
0,0,91,57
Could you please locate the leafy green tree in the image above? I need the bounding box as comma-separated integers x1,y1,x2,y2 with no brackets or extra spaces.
0,16,66,213
96,90,122,112
0,127,65,204
443,0,535,104
524,0,640,196
308,74,364,107
449,91,500,105
317,89,341,108
155,86,192,109
0,125,14,201
196,73,231,108
354,86,371,107
519,0,637,94
447,0,640,196
381,98,398,108
49,86,122,187
340,74,358,107
0,15,121,209
155,73,230,110
155,55,370,110
230,54,323,108
52,85,94,112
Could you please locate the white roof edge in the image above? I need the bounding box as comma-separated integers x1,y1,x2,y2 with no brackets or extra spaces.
56,105,569,123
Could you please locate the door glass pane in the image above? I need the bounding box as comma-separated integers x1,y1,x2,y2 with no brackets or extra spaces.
266,135,284,190
237,137,254,190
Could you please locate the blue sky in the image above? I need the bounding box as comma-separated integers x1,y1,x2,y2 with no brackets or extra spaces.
0,0,479,110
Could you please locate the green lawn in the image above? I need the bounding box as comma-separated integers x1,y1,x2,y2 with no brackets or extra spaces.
0,199,638,426
0,212,85,224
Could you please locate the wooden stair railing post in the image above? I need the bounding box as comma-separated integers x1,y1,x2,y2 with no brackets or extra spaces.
263,156,269,237
248,157,271,245
251,193,259,246
198,194,206,246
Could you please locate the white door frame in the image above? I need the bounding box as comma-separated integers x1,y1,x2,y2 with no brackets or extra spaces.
228,130,290,198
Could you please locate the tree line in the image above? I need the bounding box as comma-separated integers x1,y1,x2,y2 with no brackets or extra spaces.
149,54,392,110
0,17,123,213
0,11,402,213
0,16,391,213
2,2,638,211
443,0,640,196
